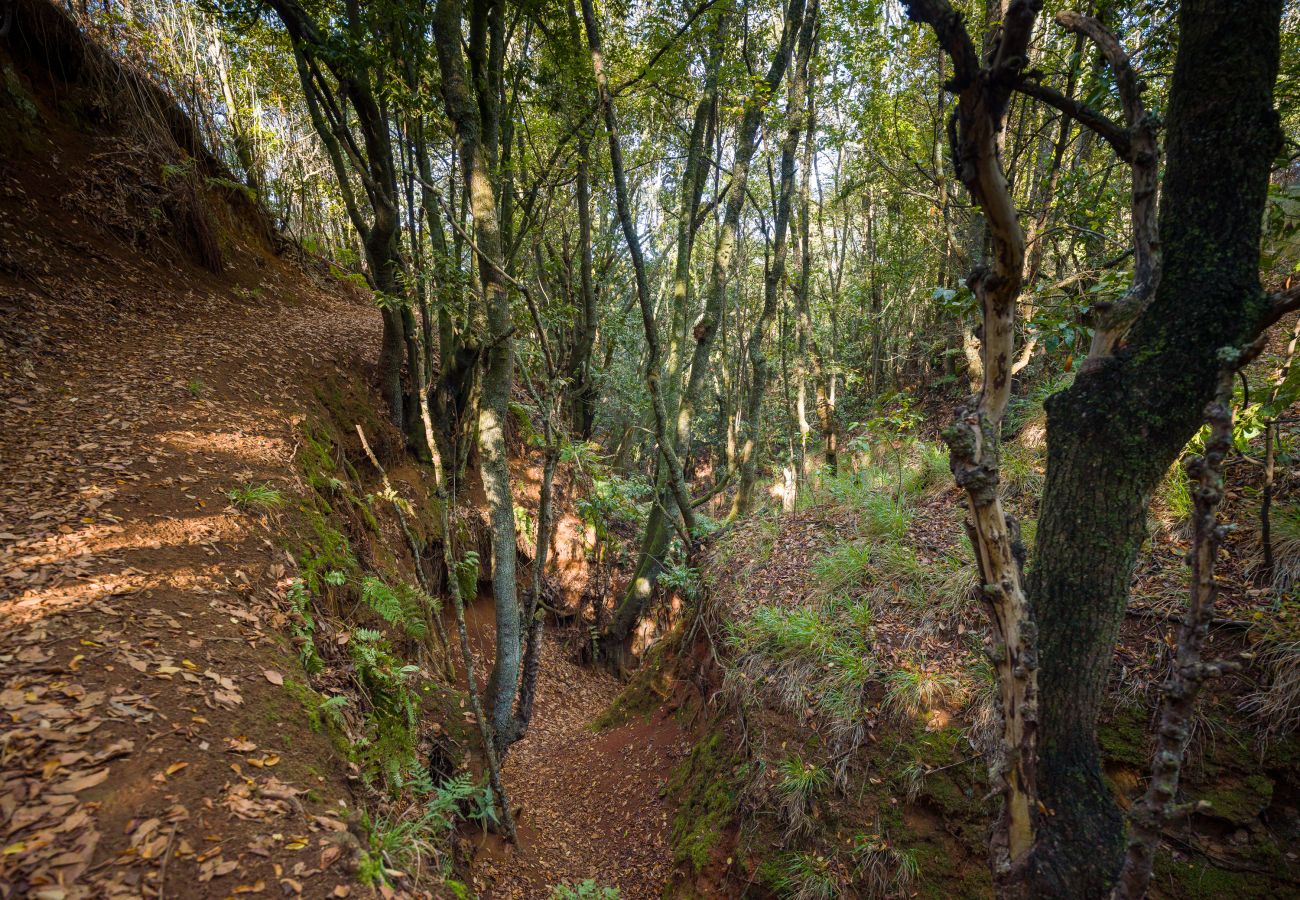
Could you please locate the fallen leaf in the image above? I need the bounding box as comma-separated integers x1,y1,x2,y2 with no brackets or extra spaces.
263,670,284,686
50,769,109,794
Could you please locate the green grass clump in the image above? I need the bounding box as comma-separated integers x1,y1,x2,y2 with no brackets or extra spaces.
760,851,838,900
812,541,874,596
227,482,283,509
883,666,965,720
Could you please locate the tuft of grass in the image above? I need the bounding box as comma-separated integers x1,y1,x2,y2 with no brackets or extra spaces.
812,541,874,596
852,836,920,899
226,482,283,510
763,851,838,900
883,665,965,720
1259,504,1300,592
775,756,831,837
185,379,205,398
1240,639,1300,738
1153,460,1194,533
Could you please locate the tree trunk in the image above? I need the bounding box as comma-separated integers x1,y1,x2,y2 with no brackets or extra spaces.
1022,1,1284,895
433,0,522,757
730,0,817,520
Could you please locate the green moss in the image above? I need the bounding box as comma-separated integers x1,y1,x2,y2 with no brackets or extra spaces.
1191,773,1274,825
666,732,744,875
593,643,672,731
314,375,383,446
911,844,991,900
508,400,539,446
1097,704,1150,769
1151,852,1280,899
298,494,359,597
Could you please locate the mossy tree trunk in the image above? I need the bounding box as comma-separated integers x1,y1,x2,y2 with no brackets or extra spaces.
1023,2,1284,894
903,0,1285,895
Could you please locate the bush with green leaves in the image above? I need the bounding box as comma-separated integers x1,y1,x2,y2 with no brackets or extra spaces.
657,561,701,600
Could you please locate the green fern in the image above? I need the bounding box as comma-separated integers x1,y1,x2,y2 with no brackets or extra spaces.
360,576,429,639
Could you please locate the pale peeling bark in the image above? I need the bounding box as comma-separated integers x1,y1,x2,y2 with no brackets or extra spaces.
901,0,1042,878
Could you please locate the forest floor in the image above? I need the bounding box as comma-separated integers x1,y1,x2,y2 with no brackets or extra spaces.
0,172,383,896
0,136,688,899
458,599,689,899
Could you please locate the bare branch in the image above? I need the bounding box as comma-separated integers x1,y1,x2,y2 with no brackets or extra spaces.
1051,11,1162,361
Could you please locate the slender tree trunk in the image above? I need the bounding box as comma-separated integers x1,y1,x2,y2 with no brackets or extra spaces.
731,0,818,519
433,0,522,756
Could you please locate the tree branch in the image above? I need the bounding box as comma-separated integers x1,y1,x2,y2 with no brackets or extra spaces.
1014,76,1132,162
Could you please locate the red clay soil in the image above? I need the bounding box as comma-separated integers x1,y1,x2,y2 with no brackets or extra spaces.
0,136,384,896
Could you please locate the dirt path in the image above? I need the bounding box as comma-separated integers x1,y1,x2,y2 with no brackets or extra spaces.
1,152,383,896
461,598,690,899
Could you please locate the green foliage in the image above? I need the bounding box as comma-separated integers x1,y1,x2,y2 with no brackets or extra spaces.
549,881,620,900
226,482,283,509
812,541,874,596
759,851,837,900
358,774,484,887
185,379,205,398
360,575,432,639
657,561,701,600
883,666,964,720
286,578,323,674
576,472,651,543
348,628,423,792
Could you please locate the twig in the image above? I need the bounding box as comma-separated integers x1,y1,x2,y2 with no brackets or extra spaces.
155,825,178,899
